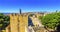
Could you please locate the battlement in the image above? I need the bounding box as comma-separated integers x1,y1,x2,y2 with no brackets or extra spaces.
9,14,28,32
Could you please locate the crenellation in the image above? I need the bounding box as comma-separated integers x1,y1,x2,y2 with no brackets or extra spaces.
9,14,28,32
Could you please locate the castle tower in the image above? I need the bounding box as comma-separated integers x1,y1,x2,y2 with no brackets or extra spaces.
23,15,28,32
10,14,18,32
10,14,28,32
19,14,28,32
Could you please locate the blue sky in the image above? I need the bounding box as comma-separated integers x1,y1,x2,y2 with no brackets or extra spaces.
0,0,60,13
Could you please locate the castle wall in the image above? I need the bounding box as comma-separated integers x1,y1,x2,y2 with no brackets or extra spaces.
10,14,28,32
10,14,18,32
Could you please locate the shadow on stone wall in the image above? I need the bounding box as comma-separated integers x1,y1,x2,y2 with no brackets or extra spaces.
28,17,34,26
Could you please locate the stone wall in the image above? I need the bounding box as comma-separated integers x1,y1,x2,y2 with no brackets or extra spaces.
6,14,28,32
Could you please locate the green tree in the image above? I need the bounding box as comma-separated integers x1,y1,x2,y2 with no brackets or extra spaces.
39,12,60,30
0,13,9,30
29,14,34,17
38,16,43,20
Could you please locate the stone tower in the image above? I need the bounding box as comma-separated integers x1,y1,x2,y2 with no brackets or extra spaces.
19,14,28,32
10,14,28,32
20,9,22,14
10,14,19,32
